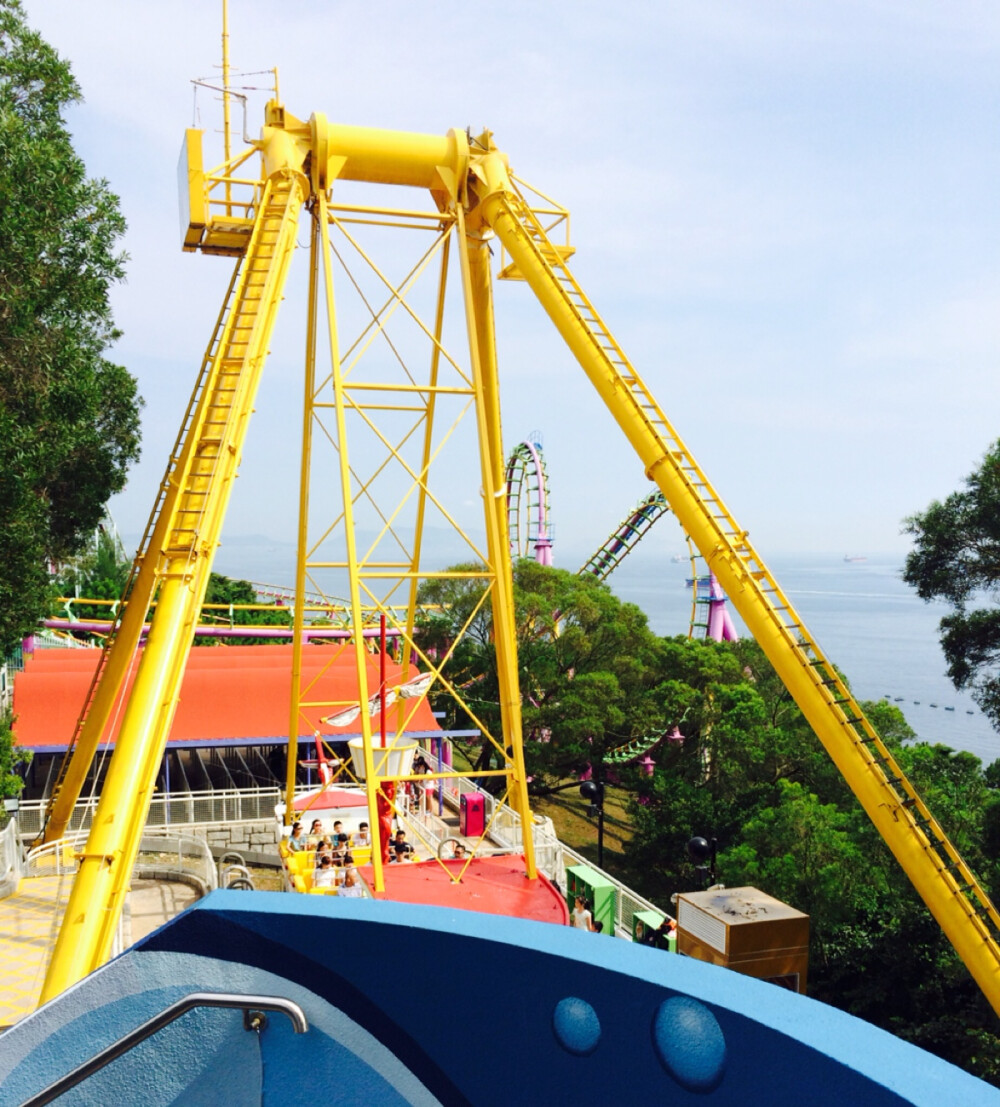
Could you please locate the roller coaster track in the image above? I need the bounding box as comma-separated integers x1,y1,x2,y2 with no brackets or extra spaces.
576,490,708,639
504,441,730,639
506,436,553,564
478,157,1000,1013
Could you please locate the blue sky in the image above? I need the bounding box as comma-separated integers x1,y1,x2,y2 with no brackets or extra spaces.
22,1,1000,565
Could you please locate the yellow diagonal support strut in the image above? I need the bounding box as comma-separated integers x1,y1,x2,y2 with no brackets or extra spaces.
42,262,245,844
457,210,536,878
473,149,1000,1016
40,163,307,1003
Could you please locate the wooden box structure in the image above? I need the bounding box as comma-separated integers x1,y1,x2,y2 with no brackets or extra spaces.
675,886,809,993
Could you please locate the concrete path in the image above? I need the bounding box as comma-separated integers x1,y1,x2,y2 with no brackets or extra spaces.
0,873,73,1028
0,876,199,1028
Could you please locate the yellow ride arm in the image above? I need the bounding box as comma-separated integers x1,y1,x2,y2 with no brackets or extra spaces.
473,147,1000,1016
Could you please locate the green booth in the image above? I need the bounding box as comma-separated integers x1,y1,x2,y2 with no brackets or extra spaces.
566,863,615,935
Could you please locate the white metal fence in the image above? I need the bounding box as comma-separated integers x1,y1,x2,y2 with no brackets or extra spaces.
24,830,217,893
20,774,670,938
16,788,286,838
22,830,216,958
0,816,23,897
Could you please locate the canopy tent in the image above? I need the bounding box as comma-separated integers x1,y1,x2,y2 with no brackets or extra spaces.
13,645,442,752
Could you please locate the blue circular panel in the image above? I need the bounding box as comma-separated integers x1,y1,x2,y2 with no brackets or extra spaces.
651,996,726,1092
552,997,601,1056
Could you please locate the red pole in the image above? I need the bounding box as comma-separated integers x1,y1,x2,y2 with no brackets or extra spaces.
377,612,393,865
380,612,387,748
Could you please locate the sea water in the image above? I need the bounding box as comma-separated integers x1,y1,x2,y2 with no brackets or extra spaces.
607,552,999,770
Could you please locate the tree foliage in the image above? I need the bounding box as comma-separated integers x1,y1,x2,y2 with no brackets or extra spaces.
52,521,130,622
0,707,29,801
0,1,142,653
622,640,1000,1085
418,561,663,788
903,439,1000,728
196,573,291,646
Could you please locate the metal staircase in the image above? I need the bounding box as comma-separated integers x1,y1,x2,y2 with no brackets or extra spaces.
482,174,1000,1013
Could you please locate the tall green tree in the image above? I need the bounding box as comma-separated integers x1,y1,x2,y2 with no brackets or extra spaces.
418,561,663,790
903,440,1000,729
0,1,141,653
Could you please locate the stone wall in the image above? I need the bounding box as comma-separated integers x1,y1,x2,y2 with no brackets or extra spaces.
185,818,280,864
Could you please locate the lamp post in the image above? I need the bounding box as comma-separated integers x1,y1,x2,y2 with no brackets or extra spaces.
580,776,606,870
687,834,717,887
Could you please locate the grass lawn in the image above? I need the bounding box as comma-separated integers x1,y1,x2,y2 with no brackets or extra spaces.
531,786,634,882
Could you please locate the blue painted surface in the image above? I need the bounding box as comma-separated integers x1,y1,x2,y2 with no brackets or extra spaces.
652,996,726,1092
552,997,601,1056
2,891,998,1106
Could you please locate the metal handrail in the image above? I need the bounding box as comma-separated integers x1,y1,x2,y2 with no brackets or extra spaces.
22,992,308,1107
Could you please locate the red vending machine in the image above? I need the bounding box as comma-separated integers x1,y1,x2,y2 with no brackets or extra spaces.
460,792,486,837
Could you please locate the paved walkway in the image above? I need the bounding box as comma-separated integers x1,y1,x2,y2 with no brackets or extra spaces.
0,873,73,1028
0,876,199,1028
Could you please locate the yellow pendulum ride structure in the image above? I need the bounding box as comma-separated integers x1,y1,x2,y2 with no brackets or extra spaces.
35,76,1000,1018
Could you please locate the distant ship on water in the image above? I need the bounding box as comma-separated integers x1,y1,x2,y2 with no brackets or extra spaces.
844,554,868,563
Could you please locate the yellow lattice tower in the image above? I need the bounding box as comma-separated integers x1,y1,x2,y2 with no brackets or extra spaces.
37,76,1000,1018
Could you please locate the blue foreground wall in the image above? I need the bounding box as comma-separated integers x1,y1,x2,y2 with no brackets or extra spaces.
1,890,997,1106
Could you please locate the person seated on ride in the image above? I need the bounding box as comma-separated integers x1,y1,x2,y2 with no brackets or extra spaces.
316,837,333,863
353,821,371,847
339,868,364,898
391,829,413,862
332,851,359,887
308,817,324,839
332,819,350,847
313,855,337,889
287,822,307,852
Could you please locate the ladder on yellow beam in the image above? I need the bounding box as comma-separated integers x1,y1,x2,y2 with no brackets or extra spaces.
40,171,305,1001
487,184,1000,1012
41,264,244,841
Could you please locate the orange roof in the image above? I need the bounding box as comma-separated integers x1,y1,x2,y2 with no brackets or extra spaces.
13,645,441,750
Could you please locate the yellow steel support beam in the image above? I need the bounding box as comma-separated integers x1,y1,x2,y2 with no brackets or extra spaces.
473,148,1000,1015
401,236,451,679
286,207,323,820
315,189,386,894
42,263,245,843
40,156,307,1001
457,208,536,877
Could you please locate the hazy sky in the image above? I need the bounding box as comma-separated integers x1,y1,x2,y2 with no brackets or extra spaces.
22,1,1000,565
